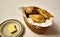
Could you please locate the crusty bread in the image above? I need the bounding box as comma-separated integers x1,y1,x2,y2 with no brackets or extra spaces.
25,6,39,14
29,14,45,23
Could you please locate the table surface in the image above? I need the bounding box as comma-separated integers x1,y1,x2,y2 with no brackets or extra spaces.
0,0,60,37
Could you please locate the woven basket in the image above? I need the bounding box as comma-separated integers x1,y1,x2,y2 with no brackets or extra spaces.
21,6,53,34
23,16,49,34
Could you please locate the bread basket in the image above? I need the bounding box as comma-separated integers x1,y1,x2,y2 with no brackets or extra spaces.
21,6,53,34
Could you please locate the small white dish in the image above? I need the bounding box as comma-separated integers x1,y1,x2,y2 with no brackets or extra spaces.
0,19,24,37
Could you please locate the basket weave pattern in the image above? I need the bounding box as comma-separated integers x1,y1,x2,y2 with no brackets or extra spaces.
24,17,48,34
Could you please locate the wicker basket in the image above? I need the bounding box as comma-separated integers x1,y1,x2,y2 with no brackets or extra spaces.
23,16,49,34
21,6,53,34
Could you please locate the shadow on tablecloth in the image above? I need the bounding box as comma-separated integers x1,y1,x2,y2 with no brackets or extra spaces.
43,21,60,35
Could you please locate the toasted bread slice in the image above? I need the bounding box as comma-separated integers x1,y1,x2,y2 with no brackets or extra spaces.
42,9,53,18
37,8,53,19
37,9,49,19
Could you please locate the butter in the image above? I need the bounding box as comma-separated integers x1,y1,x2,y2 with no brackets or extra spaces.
8,23,17,34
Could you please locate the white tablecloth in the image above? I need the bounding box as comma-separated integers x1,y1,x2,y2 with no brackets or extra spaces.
0,0,60,37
